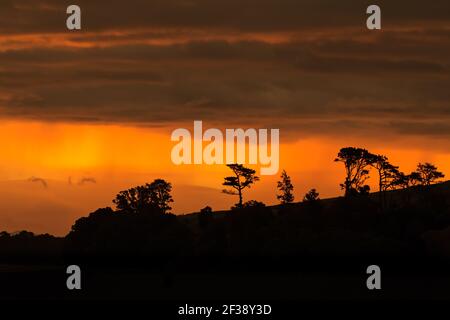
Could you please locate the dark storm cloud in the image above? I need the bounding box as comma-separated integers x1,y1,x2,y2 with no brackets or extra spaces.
390,121,450,137
0,0,449,138
0,0,449,34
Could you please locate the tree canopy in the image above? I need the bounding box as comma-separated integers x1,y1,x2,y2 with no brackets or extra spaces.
277,170,295,204
113,179,173,214
222,164,259,208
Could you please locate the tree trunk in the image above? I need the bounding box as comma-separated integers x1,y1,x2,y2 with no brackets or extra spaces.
379,171,383,210
238,188,243,207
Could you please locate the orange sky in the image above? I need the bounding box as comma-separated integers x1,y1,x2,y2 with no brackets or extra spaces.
1,119,449,235
0,1,449,235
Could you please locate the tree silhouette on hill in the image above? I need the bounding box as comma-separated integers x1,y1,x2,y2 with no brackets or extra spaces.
415,162,445,186
303,189,319,202
242,200,266,208
367,154,400,207
334,147,446,210
222,164,259,208
334,147,373,196
277,170,294,204
368,155,399,193
1,154,450,280
113,179,173,214
392,171,422,189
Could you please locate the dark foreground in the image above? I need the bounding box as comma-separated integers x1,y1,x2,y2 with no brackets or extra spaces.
1,256,450,301
1,183,450,308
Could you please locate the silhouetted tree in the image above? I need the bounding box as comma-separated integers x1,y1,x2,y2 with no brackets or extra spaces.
200,206,213,215
369,155,399,192
65,205,193,261
357,185,371,195
414,163,445,186
391,171,407,189
222,164,259,208
242,200,266,208
335,147,373,196
303,189,320,202
393,171,422,189
368,154,399,206
0,231,9,238
277,170,294,204
199,206,213,228
113,179,173,214
147,179,174,213
408,171,423,186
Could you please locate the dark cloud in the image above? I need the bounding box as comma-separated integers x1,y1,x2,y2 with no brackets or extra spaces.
389,121,450,137
1,0,449,34
0,0,448,139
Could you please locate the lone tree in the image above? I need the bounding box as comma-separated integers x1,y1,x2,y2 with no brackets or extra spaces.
277,170,294,204
414,162,445,186
113,179,173,214
222,164,259,208
334,147,373,196
303,189,320,202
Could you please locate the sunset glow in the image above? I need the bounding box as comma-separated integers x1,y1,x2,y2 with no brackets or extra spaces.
0,118,449,235
0,1,449,235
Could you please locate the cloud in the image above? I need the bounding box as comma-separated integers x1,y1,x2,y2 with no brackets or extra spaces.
389,121,450,137
0,0,448,140
1,0,449,34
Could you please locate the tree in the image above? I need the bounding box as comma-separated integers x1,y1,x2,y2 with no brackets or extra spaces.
276,170,294,204
222,164,259,208
113,179,173,214
0,231,10,238
303,189,320,202
368,154,400,206
369,155,399,192
334,147,373,196
200,206,213,215
392,171,424,190
242,200,266,208
148,179,174,213
391,171,409,189
414,163,445,186
199,206,213,228
408,171,424,186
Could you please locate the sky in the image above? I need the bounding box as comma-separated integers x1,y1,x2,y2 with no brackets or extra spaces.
0,0,449,235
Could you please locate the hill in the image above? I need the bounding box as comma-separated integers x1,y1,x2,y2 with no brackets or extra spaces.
2,180,450,265
1,181,450,300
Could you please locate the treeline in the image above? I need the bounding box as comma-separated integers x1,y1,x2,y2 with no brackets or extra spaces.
55,146,450,266
334,147,445,195
220,147,445,209
0,231,63,263
0,146,448,266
